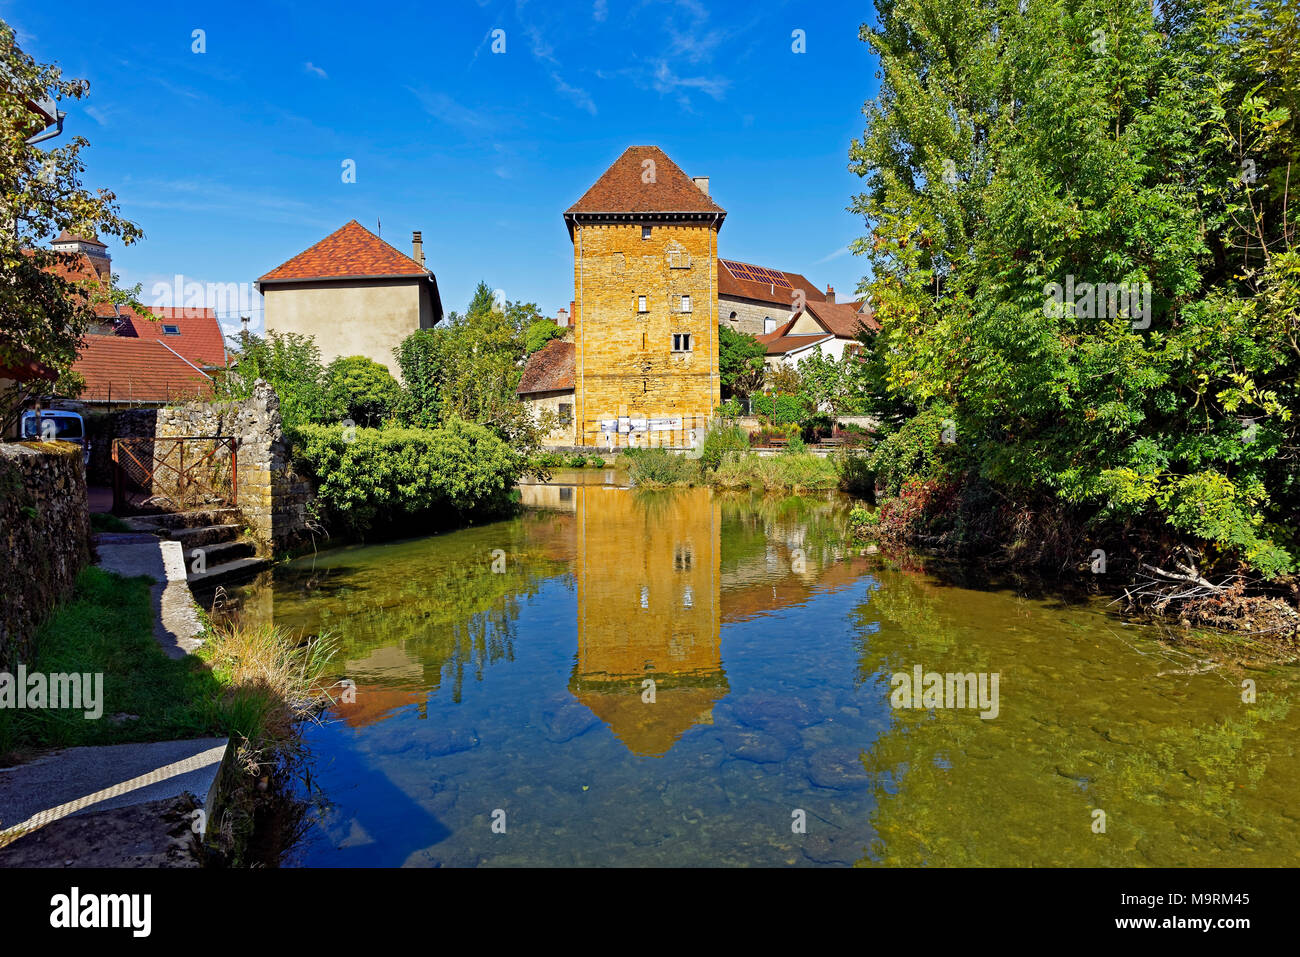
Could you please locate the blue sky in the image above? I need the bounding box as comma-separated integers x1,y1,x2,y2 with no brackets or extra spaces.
8,0,881,339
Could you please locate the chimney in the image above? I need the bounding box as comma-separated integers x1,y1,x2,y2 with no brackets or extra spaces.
556,307,569,328
825,284,836,304
692,176,709,196
412,230,425,268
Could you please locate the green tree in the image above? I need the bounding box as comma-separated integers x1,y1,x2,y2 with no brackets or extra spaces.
1,21,144,429
394,281,552,451
848,0,1298,575
718,324,767,398
524,318,566,355
325,355,401,428
222,330,331,428
796,350,871,415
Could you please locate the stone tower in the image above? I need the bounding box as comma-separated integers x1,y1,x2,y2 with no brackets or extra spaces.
563,146,725,449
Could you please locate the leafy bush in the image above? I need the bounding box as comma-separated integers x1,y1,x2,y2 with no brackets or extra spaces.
716,397,744,418
588,456,605,468
867,406,956,497
848,504,880,542
566,453,588,468
221,331,332,428
325,355,402,428
624,447,702,486
525,319,567,355
752,392,808,425
835,451,875,498
290,418,525,532
709,452,838,491
699,420,750,470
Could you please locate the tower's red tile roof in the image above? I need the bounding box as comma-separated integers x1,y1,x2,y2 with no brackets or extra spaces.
566,146,726,216
258,220,430,282
72,336,213,404
52,230,107,248
38,250,118,315
517,339,575,395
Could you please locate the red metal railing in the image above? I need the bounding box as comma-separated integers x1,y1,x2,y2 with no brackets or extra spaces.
112,436,238,514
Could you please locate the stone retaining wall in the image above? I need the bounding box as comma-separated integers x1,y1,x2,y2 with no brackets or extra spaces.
0,442,91,668
153,382,312,553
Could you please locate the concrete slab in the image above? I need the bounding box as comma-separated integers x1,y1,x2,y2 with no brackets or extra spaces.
0,737,228,838
95,538,204,658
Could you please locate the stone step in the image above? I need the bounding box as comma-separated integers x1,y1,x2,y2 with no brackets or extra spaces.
185,556,269,590
169,524,241,548
123,508,242,532
187,537,257,567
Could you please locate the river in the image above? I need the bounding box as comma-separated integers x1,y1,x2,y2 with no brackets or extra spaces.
209,470,1300,866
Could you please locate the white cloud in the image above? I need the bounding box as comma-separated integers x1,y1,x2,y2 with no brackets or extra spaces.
304,62,328,79
650,60,728,101
551,72,597,115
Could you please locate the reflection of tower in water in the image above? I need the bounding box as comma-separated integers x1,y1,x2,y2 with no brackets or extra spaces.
570,486,727,756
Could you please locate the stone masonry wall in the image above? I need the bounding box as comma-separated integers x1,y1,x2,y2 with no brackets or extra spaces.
153,381,312,553
573,222,721,448
0,443,91,668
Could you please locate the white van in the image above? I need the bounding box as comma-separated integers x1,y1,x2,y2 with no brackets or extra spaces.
19,410,90,466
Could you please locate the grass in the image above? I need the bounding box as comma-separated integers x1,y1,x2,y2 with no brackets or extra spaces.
0,566,333,764
624,446,840,491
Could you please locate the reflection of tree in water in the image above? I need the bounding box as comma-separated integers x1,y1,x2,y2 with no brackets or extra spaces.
258,520,570,703
850,568,1298,866
717,491,857,578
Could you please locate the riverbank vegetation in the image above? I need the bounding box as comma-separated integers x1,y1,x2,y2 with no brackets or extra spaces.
219,282,553,536
0,567,332,759
290,418,525,534
838,0,1299,635
0,565,334,863
624,442,840,491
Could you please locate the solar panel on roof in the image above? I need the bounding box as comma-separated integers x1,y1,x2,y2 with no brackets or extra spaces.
721,260,793,288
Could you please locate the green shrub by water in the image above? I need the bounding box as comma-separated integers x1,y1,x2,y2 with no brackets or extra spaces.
624,447,702,486
291,418,525,532
699,421,750,470
709,452,838,491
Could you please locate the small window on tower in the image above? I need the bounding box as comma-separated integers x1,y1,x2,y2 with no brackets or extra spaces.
637,295,647,313
680,294,692,313
672,333,692,352
763,317,777,334
642,225,652,240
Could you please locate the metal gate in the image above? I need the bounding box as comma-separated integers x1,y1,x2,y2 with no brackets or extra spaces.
112,436,238,514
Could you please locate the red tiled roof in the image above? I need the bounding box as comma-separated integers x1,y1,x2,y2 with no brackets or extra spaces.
805,299,880,336
258,220,430,282
517,339,575,395
117,307,227,368
717,260,825,307
566,146,726,217
52,230,106,248
37,250,118,315
759,333,832,356
72,336,213,404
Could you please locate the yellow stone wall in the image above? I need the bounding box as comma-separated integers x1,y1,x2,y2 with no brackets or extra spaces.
572,222,721,448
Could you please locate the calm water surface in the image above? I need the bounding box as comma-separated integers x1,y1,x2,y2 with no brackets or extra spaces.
215,471,1300,866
